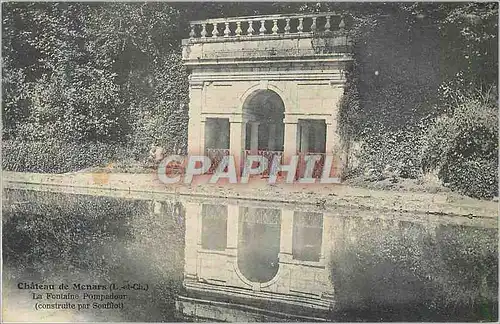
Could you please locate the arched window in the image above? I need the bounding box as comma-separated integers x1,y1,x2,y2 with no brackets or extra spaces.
237,207,281,283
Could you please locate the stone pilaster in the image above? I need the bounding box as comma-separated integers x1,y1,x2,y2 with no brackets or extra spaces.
325,122,338,155
226,205,240,254
283,118,298,163
184,202,202,278
187,81,204,156
279,209,294,262
230,115,247,175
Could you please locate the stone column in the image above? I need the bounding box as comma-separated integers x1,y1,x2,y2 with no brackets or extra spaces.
325,122,337,155
200,120,207,154
226,205,240,286
319,213,337,297
226,205,240,255
279,209,294,262
187,81,204,155
250,122,259,154
230,116,246,175
320,213,330,265
322,214,343,266
184,203,202,278
325,122,342,177
283,120,298,163
268,124,276,150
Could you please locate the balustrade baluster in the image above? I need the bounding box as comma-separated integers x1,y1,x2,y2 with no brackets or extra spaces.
311,17,317,32
325,16,331,32
284,18,291,34
200,23,207,38
247,20,254,35
188,13,347,40
272,19,278,34
235,21,242,36
212,23,219,38
189,24,195,38
259,20,266,35
339,18,345,31
298,18,304,33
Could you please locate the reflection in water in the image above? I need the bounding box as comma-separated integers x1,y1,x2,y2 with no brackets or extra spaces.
182,202,334,322
201,204,227,251
238,207,280,283
181,201,498,322
293,212,323,262
2,189,185,322
2,189,498,322
329,219,498,321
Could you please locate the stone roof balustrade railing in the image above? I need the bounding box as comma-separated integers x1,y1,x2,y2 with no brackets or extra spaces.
187,13,348,42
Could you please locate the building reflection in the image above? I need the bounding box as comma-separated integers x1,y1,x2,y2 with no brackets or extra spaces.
178,202,336,321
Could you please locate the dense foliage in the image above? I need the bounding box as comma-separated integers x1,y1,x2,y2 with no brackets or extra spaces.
3,2,189,159
422,87,498,199
337,3,498,199
2,2,498,198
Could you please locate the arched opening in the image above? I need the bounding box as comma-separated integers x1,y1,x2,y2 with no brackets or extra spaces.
242,89,285,174
237,207,281,283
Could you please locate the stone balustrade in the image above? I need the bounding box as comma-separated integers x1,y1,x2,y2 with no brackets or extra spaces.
188,13,347,41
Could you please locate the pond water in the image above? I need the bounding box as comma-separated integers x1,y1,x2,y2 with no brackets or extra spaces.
2,188,498,322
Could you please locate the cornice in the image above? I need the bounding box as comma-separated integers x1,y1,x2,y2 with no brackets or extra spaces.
183,55,353,67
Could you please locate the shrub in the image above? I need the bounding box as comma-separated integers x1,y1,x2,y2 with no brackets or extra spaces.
422,88,498,199
349,128,425,180
2,140,122,173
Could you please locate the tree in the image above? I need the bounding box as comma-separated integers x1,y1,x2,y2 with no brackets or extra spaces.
2,3,125,142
